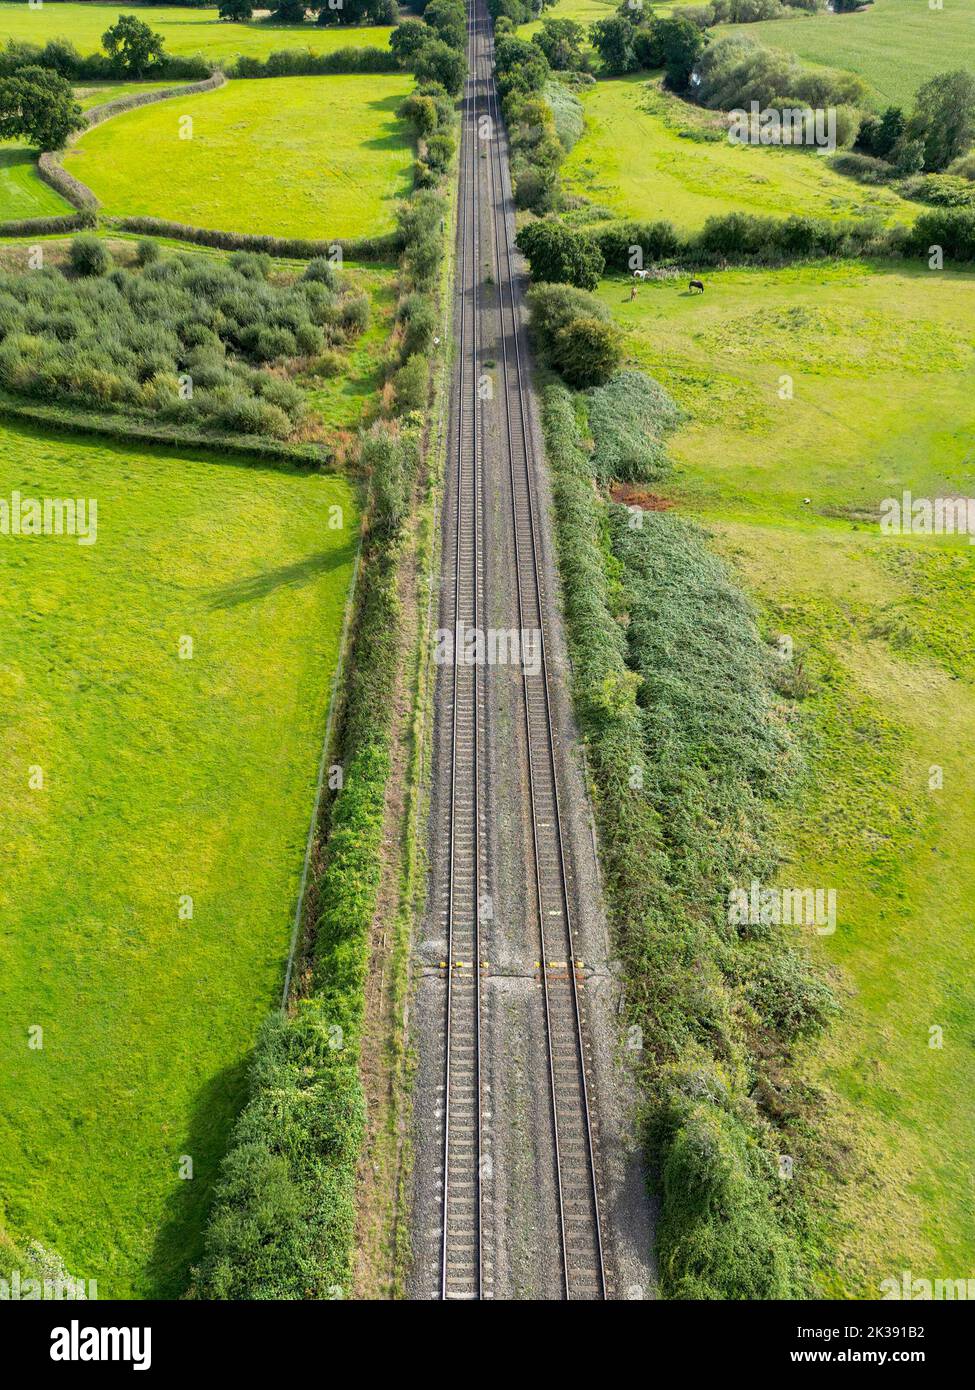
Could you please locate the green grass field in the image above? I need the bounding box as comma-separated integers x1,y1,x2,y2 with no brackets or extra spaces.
0,146,70,222
599,260,975,1292
0,420,358,1297
562,75,917,231
0,3,393,61
64,73,413,238
716,0,975,109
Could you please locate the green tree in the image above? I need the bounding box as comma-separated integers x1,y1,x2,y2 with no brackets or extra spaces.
413,39,467,96
515,218,604,289
0,65,83,149
589,16,638,75
495,35,550,96
274,0,307,23
909,69,975,172
390,19,434,63
552,316,622,387
101,16,166,77
218,0,254,20
424,0,467,51
655,16,705,91
532,17,586,71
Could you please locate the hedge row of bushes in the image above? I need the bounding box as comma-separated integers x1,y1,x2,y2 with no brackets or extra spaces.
229,46,400,79
539,376,834,1297
192,56,453,1300
81,71,225,129
0,387,332,467
109,217,400,261
0,37,212,84
36,152,99,211
0,210,95,239
584,208,975,268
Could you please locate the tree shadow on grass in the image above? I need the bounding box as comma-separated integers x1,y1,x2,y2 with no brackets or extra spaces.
206,544,353,610
141,1056,252,1299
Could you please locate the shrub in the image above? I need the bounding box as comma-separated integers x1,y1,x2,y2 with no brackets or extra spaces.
392,352,430,414
515,218,604,289
587,370,683,482
526,281,612,361
398,291,437,356
302,256,341,289
134,238,159,267
551,315,622,387
68,234,112,277
592,219,682,270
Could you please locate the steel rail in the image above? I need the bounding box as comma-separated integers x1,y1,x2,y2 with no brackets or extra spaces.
477,1,607,1300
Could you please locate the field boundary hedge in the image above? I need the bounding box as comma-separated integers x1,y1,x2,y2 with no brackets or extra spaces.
36,153,99,212
0,211,95,239
0,391,333,470
80,72,227,131
105,216,401,261
229,47,400,79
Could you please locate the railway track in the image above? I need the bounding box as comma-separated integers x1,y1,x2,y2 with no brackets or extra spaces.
439,0,486,1302
437,0,607,1300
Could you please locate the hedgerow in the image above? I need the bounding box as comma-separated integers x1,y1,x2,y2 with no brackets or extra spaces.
0,38,212,84
585,209,969,268
36,152,98,210
108,217,399,261
0,210,95,238
230,47,399,79
539,374,837,1298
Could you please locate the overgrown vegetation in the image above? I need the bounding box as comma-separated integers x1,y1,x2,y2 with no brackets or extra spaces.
539,373,835,1297
0,245,374,442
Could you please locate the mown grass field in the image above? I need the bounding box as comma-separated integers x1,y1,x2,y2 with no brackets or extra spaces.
0,146,70,221
717,0,975,109
64,74,414,238
0,419,358,1297
598,260,975,1292
562,75,917,231
0,2,393,61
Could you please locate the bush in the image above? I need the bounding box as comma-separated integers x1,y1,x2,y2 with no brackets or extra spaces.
68,234,112,277
551,316,621,388
591,219,682,270
525,281,611,362
695,33,867,113
392,352,430,414
398,291,437,356
830,151,895,186
134,238,159,267
515,218,604,289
